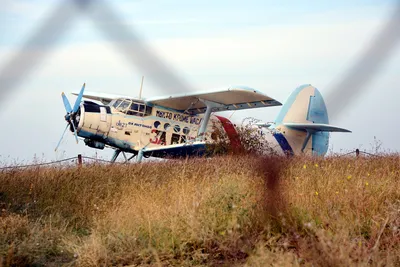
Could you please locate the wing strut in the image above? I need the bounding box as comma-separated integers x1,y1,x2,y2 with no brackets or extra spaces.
197,99,225,140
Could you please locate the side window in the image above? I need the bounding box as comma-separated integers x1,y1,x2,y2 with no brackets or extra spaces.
126,102,149,117
145,106,153,116
164,123,171,131
127,102,144,116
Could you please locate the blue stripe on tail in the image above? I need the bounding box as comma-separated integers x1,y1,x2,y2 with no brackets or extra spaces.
273,132,294,156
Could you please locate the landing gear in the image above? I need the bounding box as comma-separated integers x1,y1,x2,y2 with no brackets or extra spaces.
111,149,121,162
110,149,138,163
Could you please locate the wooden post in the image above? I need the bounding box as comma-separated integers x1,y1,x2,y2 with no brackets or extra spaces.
77,154,82,167
355,149,360,158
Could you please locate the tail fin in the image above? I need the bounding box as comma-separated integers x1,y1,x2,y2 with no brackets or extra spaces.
273,84,351,156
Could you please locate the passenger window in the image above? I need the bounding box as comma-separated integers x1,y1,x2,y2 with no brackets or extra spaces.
164,123,171,131
154,121,161,129
173,125,181,133
183,127,190,135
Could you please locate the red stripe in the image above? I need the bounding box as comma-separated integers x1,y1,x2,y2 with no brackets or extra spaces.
215,115,242,150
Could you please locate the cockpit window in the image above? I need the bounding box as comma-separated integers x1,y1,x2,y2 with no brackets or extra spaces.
112,98,153,117
145,106,153,116
131,103,140,111
139,105,145,113
119,100,131,111
113,100,122,109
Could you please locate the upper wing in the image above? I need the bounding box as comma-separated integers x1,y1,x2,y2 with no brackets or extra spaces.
72,86,282,114
71,91,135,105
145,86,282,114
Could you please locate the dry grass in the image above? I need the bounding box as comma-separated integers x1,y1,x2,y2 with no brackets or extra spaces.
0,155,399,266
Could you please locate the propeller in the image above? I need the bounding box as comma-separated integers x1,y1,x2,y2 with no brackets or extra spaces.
326,3,400,120
55,83,86,151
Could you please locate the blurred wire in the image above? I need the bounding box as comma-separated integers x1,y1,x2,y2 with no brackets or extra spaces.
87,0,197,94
0,2,75,102
0,0,399,117
0,0,196,105
327,2,400,120
0,157,76,170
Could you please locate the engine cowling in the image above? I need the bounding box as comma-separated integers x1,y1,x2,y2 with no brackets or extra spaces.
76,101,112,143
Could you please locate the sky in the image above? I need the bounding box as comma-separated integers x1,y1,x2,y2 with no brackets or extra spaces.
0,0,399,164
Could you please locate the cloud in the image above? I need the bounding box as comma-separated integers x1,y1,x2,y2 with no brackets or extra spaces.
0,15,387,78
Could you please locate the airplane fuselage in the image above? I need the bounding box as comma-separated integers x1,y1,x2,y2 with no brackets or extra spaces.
73,98,299,158
74,99,239,156
63,84,351,160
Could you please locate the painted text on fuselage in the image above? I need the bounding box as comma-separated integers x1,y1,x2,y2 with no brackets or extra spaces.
156,110,203,125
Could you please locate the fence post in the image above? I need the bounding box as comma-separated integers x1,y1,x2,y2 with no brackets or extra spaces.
355,149,360,158
77,154,82,167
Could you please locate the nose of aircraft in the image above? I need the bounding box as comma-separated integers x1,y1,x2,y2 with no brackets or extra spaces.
55,83,86,151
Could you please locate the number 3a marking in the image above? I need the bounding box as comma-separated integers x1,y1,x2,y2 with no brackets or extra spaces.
150,129,160,144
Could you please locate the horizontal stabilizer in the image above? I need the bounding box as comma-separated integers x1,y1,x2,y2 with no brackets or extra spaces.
283,123,351,133
255,122,272,128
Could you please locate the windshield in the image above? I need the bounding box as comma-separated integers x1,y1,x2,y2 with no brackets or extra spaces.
112,98,153,116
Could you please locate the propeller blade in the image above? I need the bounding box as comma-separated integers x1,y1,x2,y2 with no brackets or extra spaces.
73,83,85,113
0,1,76,104
326,3,400,120
86,1,198,94
69,118,79,144
62,92,72,113
55,124,69,151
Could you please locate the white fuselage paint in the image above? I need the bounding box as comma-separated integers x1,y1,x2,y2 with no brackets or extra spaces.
76,102,295,156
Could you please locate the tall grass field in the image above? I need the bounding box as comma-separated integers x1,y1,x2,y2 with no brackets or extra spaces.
0,155,399,266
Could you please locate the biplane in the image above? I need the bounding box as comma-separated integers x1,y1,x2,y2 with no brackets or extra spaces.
56,83,351,162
